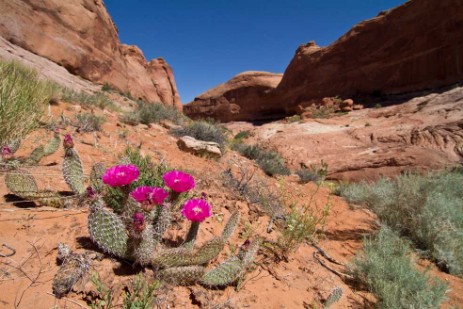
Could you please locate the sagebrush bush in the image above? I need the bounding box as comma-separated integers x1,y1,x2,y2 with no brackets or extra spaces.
340,170,463,275
350,228,448,309
0,60,51,146
121,101,186,126
170,120,227,148
233,144,290,176
75,113,106,132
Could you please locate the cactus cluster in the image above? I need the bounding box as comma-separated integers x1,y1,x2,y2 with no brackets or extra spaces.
86,165,259,287
4,133,85,207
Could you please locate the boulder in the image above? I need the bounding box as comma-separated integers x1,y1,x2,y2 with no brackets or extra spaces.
177,136,222,158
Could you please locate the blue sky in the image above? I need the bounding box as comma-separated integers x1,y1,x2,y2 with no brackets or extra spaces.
105,0,405,103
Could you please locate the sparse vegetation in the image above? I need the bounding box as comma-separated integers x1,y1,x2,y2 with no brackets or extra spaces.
170,120,228,149
296,160,328,184
234,130,252,140
286,114,301,123
121,100,186,126
0,60,52,146
350,228,448,309
61,88,115,110
75,113,106,132
340,170,463,275
311,106,336,119
233,143,290,176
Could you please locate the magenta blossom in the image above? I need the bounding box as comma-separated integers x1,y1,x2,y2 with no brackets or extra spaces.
130,186,152,203
181,199,212,222
163,170,195,193
1,146,12,160
149,187,169,205
102,164,139,187
130,186,168,206
63,134,74,148
132,212,145,232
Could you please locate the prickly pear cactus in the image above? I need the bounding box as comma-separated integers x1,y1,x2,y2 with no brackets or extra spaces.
159,266,206,285
324,287,343,308
63,137,85,194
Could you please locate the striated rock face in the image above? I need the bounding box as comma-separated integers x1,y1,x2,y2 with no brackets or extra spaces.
277,0,463,113
227,86,463,181
184,71,282,122
0,0,181,108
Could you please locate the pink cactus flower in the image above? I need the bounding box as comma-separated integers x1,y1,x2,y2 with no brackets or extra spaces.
130,186,152,203
102,164,139,187
149,187,169,205
181,199,212,222
63,134,74,148
162,170,195,193
1,146,12,160
132,212,145,232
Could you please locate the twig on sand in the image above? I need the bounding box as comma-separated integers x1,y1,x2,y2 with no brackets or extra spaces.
46,292,88,309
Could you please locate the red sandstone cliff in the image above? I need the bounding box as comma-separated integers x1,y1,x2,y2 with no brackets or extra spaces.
184,71,283,122
0,0,181,108
277,0,463,114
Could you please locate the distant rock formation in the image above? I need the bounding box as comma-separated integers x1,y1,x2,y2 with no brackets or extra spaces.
0,0,181,108
186,0,463,121
184,71,282,122
276,0,463,114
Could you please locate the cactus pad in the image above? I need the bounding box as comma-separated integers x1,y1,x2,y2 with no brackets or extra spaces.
90,162,106,193
25,145,45,165
63,148,85,194
201,257,243,287
221,211,240,241
44,132,61,156
5,170,38,193
159,266,205,285
88,204,129,258
52,250,91,298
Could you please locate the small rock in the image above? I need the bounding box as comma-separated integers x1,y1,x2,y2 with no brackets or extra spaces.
177,136,222,158
159,120,181,130
341,106,353,112
353,104,364,110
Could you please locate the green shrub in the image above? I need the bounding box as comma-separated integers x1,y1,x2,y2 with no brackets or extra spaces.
170,120,227,149
233,144,290,176
350,228,448,309
296,160,328,184
75,113,106,132
0,60,52,145
234,130,251,140
340,170,463,275
286,115,301,123
121,101,185,126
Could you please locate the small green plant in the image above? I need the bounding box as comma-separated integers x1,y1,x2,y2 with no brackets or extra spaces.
122,275,160,309
312,106,336,119
234,130,252,140
101,82,112,92
121,101,186,126
286,115,301,123
0,60,51,146
89,272,116,309
233,143,290,176
75,113,106,132
296,160,328,184
278,193,330,254
170,120,228,149
374,103,382,109
350,228,448,309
